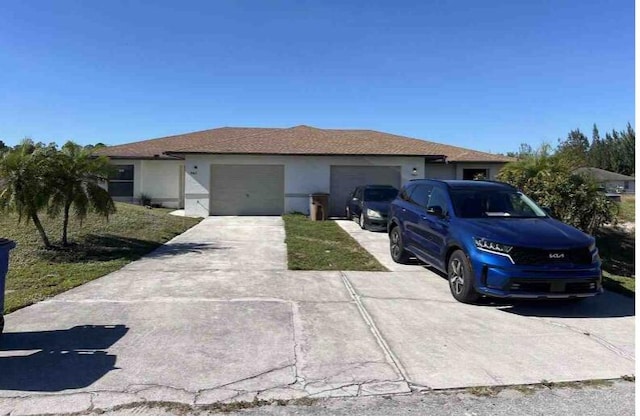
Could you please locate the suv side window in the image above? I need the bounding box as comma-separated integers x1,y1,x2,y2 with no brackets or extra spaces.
427,186,449,215
399,185,416,202
409,184,433,207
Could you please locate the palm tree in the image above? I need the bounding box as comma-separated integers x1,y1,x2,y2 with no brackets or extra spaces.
48,142,116,247
0,141,54,248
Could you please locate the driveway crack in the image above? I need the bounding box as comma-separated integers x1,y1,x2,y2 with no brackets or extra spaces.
289,301,305,385
530,318,634,361
339,271,410,383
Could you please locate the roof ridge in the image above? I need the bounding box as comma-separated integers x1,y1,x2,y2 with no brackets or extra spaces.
166,127,290,153
366,129,508,160
95,125,516,162
102,126,282,149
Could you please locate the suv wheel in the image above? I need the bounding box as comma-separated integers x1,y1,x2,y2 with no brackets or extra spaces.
359,213,366,230
390,226,411,264
448,250,480,303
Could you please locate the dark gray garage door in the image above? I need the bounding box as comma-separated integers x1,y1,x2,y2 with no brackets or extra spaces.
210,164,285,215
329,166,402,217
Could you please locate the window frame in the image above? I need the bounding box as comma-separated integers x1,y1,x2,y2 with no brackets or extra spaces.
108,164,134,198
426,185,450,216
462,168,489,180
408,184,434,208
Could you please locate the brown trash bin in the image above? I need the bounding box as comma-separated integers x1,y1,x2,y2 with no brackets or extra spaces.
309,193,330,221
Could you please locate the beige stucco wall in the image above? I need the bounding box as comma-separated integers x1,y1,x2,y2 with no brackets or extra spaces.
183,154,426,217
424,163,456,179
108,157,512,214
109,159,182,208
425,162,507,180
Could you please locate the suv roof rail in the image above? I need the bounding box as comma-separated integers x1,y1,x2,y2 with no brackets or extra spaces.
362,184,397,188
480,180,516,188
408,178,447,182
407,178,517,189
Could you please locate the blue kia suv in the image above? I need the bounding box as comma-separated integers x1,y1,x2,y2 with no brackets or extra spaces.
387,180,602,303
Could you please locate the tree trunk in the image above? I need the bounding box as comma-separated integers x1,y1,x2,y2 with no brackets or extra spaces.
31,213,51,248
62,202,72,247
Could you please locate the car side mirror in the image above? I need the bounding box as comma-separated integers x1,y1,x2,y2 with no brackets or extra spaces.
427,205,444,217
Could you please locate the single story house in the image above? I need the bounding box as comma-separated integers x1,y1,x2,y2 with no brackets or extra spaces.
95,125,514,217
574,167,635,193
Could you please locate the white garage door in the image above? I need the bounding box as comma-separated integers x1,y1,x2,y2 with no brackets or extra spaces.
210,165,285,216
329,166,402,217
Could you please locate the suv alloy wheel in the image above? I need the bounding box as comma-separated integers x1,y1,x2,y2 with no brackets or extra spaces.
448,250,480,303
389,226,411,263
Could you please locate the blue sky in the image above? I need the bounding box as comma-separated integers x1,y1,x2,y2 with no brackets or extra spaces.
0,0,634,153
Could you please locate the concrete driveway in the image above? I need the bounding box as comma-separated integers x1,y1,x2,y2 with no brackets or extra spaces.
335,219,635,385
0,217,406,415
0,217,635,415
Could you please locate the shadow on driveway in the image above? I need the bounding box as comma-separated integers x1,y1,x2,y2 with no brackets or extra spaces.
0,325,128,392
39,235,227,263
423,265,634,319
495,292,635,318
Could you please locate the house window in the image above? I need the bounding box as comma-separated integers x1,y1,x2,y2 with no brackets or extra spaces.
108,165,134,199
463,168,488,180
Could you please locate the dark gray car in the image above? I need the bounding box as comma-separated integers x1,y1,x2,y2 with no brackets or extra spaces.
345,185,399,231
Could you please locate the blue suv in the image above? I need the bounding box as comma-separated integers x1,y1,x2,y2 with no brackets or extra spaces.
387,180,602,303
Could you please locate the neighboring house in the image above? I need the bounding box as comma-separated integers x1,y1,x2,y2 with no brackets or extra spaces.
574,167,635,193
94,125,514,217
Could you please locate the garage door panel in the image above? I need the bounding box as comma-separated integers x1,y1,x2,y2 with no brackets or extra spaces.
329,166,402,217
210,165,284,216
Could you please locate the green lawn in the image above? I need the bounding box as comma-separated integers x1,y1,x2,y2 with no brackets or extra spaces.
283,214,387,271
2,203,201,314
618,194,635,222
596,226,635,297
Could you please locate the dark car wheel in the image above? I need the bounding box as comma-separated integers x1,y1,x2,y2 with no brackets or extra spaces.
359,213,367,230
390,226,411,264
448,250,480,303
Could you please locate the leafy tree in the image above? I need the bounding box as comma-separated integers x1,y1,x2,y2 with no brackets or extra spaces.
0,140,7,153
556,128,590,168
618,123,635,176
506,143,535,159
0,141,55,247
48,141,116,246
497,144,618,234
587,124,605,169
584,123,635,175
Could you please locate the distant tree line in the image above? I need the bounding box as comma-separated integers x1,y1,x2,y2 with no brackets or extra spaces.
506,123,635,176
0,139,106,154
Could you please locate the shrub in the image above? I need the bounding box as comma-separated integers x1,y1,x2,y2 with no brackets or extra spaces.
497,146,618,234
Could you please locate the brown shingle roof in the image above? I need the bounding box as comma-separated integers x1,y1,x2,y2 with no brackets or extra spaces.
574,167,635,182
95,125,514,162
